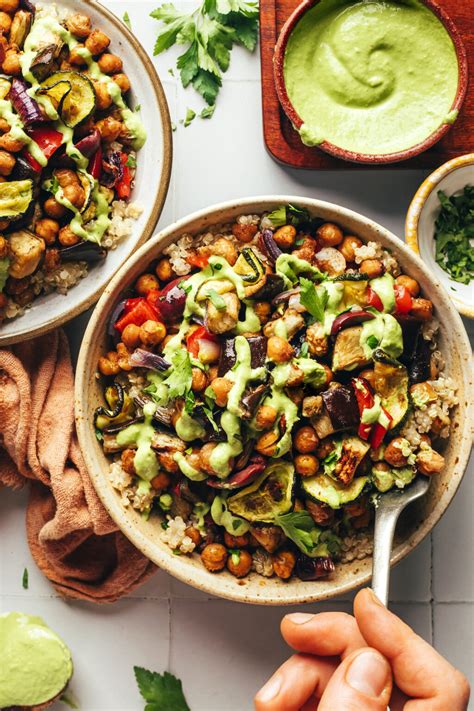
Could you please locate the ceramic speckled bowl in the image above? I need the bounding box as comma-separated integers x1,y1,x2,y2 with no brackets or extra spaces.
406,153,474,319
75,197,473,604
0,0,172,346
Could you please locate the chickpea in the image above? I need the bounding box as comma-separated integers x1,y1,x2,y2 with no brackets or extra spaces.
158,450,179,474
44,197,67,219
191,367,208,393
359,369,376,389
0,219,9,230
93,80,112,110
430,414,450,436
120,449,136,476
307,500,335,526
55,168,79,188
85,28,110,55
272,550,296,580
384,438,409,468
116,342,132,371
155,257,174,282
255,429,279,457
395,274,420,297
410,381,437,406
0,0,19,12
67,44,87,66
63,184,85,209
151,471,171,491
224,532,250,548
111,72,131,93
209,377,233,407
0,11,11,31
417,448,445,476
0,117,10,133
255,404,277,430
58,226,80,247
231,222,258,243
273,224,296,249
294,453,319,477
35,218,59,245
210,236,237,266
2,49,21,76
254,301,271,325
201,543,227,572
95,116,122,143
360,258,384,278
98,53,123,75
0,149,14,176
293,425,319,454
199,442,218,475
0,131,23,152
227,549,252,578
207,365,219,382
66,12,92,39
135,273,159,295
43,248,61,272
121,323,141,350
139,320,166,346
339,235,362,262
0,235,7,258
185,526,202,547
267,335,294,363
292,235,317,263
410,298,433,322
98,350,120,376
316,222,343,247
322,365,333,387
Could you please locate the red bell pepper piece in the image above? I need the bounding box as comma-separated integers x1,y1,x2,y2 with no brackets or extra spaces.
186,325,219,358
367,286,384,312
370,408,393,450
88,146,102,180
115,298,160,332
352,377,374,441
23,127,64,171
187,253,209,270
116,152,131,200
394,284,413,314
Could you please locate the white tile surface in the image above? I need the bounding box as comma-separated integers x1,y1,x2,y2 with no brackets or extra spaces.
2,1,473,709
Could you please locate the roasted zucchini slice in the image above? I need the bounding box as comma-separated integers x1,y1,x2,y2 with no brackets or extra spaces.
0,180,33,221
234,248,265,284
37,79,71,115
40,71,95,127
77,170,94,214
302,473,369,510
227,461,294,523
373,349,411,433
335,273,369,308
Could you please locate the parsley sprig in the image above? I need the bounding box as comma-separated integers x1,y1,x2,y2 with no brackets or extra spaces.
151,0,259,109
134,667,190,711
434,186,474,284
299,278,328,323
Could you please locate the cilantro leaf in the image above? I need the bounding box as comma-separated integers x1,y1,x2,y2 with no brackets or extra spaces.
434,186,474,284
208,288,226,310
275,511,321,556
299,278,328,323
122,11,132,30
134,667,190,711
184,389,195,414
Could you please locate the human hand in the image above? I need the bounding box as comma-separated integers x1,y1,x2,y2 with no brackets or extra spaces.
255,588,470,711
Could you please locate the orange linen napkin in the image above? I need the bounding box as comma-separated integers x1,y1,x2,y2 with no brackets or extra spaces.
0,329,156,603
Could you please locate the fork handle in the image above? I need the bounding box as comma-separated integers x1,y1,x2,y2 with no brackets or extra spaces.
372,507,400,606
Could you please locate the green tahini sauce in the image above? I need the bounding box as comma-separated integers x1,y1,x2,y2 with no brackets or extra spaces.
284,0,459,155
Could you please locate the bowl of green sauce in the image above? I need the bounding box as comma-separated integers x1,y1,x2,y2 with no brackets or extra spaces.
274,0,468,164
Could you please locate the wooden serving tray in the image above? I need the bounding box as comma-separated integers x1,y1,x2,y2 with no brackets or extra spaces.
259,0,474,169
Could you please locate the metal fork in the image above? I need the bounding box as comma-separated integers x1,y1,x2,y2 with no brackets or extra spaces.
372,477,430,605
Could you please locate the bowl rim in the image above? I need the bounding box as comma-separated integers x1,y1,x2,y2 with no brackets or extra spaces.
405,153,474,319
75,195,474,605
273,0,469,165
0,0,173,347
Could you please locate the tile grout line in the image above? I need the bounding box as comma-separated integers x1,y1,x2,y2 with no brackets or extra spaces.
430,533,435,646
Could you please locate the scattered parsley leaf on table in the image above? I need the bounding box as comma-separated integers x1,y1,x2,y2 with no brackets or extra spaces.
134,667,190,711
122,11,132,30
150,0,259,110
22,567,29,589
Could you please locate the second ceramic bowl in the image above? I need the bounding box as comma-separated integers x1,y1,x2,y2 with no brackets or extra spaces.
75,196,473,605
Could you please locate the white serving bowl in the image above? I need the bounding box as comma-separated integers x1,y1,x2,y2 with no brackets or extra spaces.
0,0,172,346
406,154,474,319
76,197,473,605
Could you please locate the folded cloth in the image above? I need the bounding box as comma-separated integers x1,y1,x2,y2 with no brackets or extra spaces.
0,329,156,603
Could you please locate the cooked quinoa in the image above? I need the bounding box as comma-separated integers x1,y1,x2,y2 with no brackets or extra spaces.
94,204,456,583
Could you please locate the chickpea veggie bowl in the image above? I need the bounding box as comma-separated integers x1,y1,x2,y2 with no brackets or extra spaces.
0,0,171,344
76,198,473,604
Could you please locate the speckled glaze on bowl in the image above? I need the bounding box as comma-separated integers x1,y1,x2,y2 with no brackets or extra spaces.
406,153,474,319
75,197,473,605
273,0,468,165
0,0,172,347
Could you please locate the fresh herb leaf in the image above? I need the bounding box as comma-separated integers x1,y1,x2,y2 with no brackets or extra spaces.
162,350,193,402
151,0,258,112
179,280,192,294
267,203,311,228
171,122,177,132
208,288,226,310
134,667,190,711
275,511,321,556
434,185,474,284
203,405,219,432
200,104,216,119
135,104,141,112
126,154,137,168
184,107,196,127
299,278,328,323
168,67,175,77
367,335,379,349
184,389,195,414
161,521,169,530
22,567,28,589
123,11,132,30
95,428,103,442
299,341,309,357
